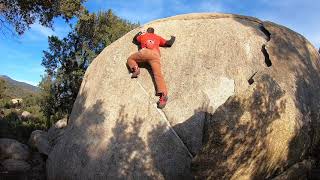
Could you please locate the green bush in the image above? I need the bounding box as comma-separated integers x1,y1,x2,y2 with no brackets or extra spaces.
0,95,48,143
0,98,13,109
5,110,19,122
0,109,46,144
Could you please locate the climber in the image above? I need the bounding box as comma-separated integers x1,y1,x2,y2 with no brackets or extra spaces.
127,27,175,109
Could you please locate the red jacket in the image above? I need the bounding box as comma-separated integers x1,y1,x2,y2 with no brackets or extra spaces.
137,33,166,54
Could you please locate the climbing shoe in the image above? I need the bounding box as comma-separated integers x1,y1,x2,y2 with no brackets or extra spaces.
131,66,140,78
157,94,168,109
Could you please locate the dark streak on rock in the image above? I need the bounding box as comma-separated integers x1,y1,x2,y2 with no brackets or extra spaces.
248,72,257,85
262,45,272,67
259,24,272,67
259,25,271,41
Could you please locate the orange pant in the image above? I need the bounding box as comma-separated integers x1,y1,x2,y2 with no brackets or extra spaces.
127,48,167,95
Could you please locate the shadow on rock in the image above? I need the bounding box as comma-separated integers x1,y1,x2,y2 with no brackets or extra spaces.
192,74,287,179
47,88,192,179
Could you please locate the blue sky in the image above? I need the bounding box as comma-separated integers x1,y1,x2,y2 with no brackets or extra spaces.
0,0,319,86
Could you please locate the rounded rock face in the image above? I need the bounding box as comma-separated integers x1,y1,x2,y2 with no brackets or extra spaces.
21,111,31,120
46,13,320,179
1,159,31,172
53,118,67,129
0,138,30,160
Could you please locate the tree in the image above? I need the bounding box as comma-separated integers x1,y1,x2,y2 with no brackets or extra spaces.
77,9,137,52
41,10,138,120
42,31,89,117
39,75,57,128
0,79,6,98
0,0,85,35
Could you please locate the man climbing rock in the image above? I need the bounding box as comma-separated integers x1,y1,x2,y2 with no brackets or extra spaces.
127,27,175,109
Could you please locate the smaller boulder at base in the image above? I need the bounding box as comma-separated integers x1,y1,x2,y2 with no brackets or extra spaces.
29,130,51,155
1,159,31,172
21,111,32,120
0,138,30,160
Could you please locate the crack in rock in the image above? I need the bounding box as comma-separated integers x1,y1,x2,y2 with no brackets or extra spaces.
259,25,271,41
259,24,272,67
262,44,272,67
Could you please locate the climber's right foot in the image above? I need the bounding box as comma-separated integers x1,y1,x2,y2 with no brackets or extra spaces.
157,94,168,109
131,66,140,78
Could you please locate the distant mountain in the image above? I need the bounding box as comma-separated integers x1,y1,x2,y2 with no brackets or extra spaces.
0,75,39,98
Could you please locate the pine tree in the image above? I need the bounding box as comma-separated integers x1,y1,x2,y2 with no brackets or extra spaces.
0,0,85,35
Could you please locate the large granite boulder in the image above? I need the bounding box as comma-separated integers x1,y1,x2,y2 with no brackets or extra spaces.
47,13,320,179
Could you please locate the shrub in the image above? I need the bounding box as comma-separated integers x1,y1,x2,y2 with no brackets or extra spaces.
0,98,13,109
